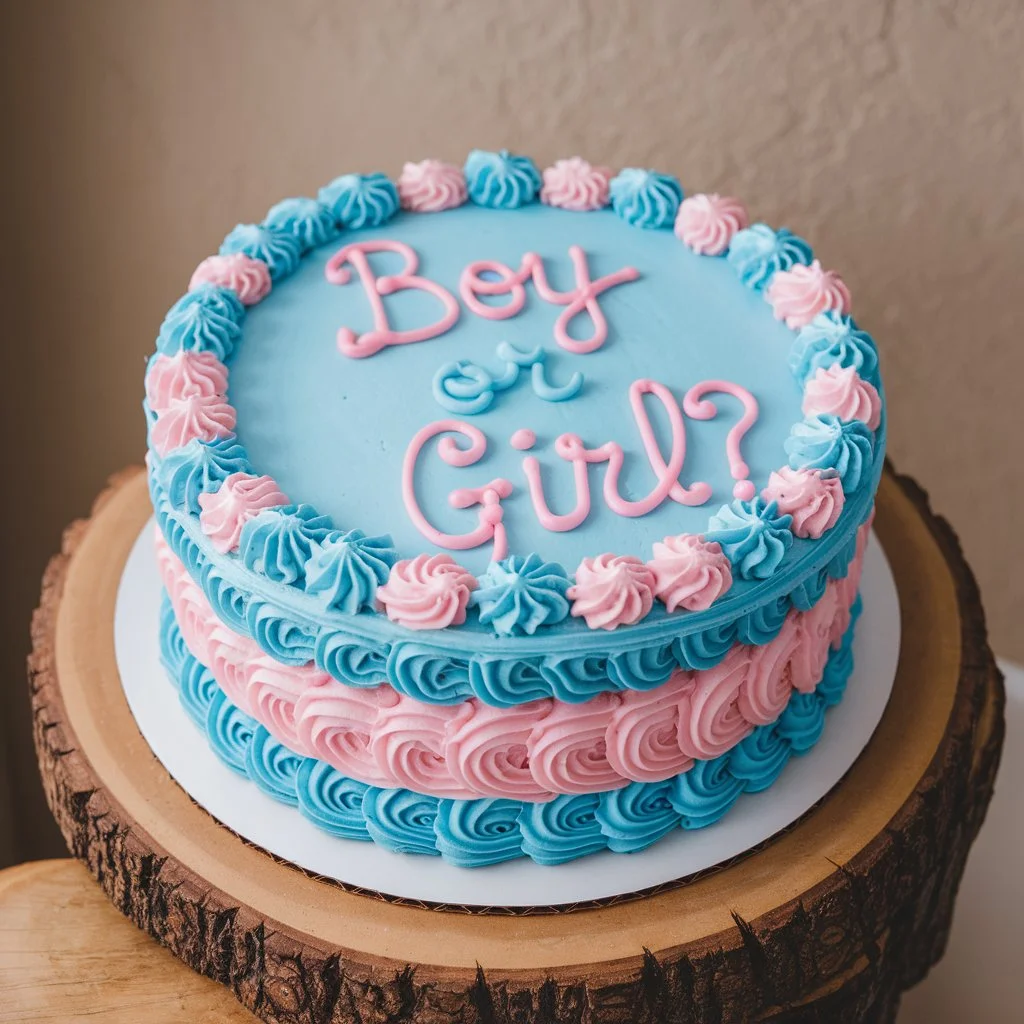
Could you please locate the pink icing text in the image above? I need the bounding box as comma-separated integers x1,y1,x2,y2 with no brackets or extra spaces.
325,240,461,359
401,420,513,562
326,239,638,360
403,377,761,554
458,246,639,355
682,380,760,500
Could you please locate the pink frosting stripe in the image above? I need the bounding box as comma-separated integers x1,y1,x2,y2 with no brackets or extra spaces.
189,253,272,306
157,527,866,800
397,159,467,212
541,157,613,211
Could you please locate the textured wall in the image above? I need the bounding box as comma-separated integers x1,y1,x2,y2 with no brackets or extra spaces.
1,0,1021,863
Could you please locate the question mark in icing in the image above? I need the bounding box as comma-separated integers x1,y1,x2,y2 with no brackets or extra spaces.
682,380,759,501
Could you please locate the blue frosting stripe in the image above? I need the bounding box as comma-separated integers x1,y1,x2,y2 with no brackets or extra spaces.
246,599,317,667
609,168,683,230
596,780,681,853
158,591,188,675
671,620,739,672
314,629,389,688
317,172,399,229
220,223,303,281
671,758,745,830
179,656,219,728
464,149,542,209
160,586,860,865
606,643,677,691
156,284,244,362
468,655,549,707
434,798,523,867
777,691,827,753
296,759,371,839
734,595,791,646
263,196,340,252
246,726,302,805
386,642,472,704
362,788,440,856
727,724,792,793
198,561,249,634
205,689,257,775
518,793,605,865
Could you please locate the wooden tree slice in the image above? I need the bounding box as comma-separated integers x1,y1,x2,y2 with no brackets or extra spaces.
29,466,1003,1024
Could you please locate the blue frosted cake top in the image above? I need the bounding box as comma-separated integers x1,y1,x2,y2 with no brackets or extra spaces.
145,153,884,650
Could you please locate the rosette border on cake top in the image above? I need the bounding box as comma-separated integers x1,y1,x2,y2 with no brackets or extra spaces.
144,150,884,642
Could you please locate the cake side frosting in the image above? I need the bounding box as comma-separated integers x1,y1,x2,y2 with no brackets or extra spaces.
157,521,867,800
158,584,862,866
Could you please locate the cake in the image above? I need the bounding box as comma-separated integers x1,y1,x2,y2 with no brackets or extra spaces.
145,151,883,868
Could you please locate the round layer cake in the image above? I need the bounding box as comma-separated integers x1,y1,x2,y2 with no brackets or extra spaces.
144,151,885,866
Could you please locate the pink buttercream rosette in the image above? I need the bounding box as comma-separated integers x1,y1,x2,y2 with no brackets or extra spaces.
198,472,289,553
150,394,237,457
527,692,625,794
677,649,753,759
397,159,467,212
370,696,475,798
604,673,696,782
568,554,656,630
294,684,400,785
738,618,801,725
802,365,881,430
674,193,750,256
189,253,271,306
377,554,477,630
647,534,733,612
445,699,554,800
766,259,851,329
146,351,229,414
541,157,613,211
762,466,845,540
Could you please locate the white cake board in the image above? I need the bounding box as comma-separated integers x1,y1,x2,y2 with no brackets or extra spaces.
114,521,900,908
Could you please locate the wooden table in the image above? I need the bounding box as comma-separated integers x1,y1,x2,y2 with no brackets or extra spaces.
0,858,255,1023
19,466,1004,1023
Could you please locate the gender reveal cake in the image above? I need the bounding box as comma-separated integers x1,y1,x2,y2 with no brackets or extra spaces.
145,151,884,867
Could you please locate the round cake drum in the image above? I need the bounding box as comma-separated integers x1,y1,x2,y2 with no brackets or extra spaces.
115,519,900,908
32,469,1003,1022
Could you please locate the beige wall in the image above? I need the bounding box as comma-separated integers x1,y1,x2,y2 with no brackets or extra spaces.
1,0,1021,862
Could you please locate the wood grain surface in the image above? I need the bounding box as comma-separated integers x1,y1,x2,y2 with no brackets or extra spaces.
0,858,256,1024
25,465,1004,1023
